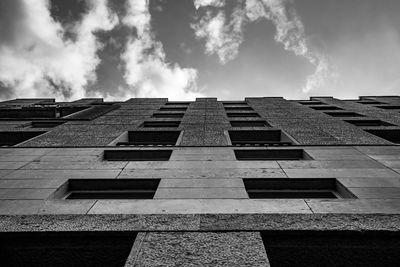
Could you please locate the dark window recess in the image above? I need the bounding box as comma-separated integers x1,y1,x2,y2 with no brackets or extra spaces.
142,121,180,128
309,106,343,110
225,106,254,111
375,105,400,110
0,232,136,267
0,131,45,147
227,112,260,118
357,100,383,104
365,129,400,144
104,150,172,161
58,106,88,117
117,131,180,146
261,231,400,267
31,121,65,128
165,101,190,106
234,149,309,160
0,107,56,118
52,179,160,199
298,101,326,105
152,113,184,118
230,121,271,127
345,120,395,127
229,130,292,146
324,111,364,117
159,107,187,112
223,101,248,106
244,178,355,199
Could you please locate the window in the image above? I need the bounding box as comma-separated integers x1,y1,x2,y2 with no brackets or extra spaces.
58,106,88,117
345,120,395,127
159,107,187,112
0,232,136,267
0,107,57,119
243,178,355,199
324,112,364,117
225,106,254,111
261,231,400,267
357,100,383,104
365,129,400,144
104,149,172,161
165,101,190,106
152,113,184,118
53,179,160,199
223,101,248,107
230,121,271,127
229,130,292,146
115,131,180,146
234,149,310,160
0,131,46,147
227,112,260,118
142,121,180,128
309,106,343,110
375,105,400,110
31,121,65,128
298,101,326,105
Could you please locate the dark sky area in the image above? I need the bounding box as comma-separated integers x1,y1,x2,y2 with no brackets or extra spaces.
0,0,399,101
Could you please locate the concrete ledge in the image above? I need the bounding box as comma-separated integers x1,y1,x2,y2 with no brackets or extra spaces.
0,214,399,232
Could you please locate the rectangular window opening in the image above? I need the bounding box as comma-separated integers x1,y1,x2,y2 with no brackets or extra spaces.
225,106,254,111
345,120,395,127
230,121,271,127
52,179,160,200
152,113,184,118
365,129,400,144
0,107,57,119
31,121,65,128
159,107,187,112
309,106,343,110
116,131,180,146
104,149,172,161
0,131,46,147
234,149,310,160
298,101,326,105
243,178,355,199
261,231,400,267
227,112,260,118
0,231,137,267
142,121,180,128
375,105,400,110
229,130,292,146
223,101,248,107
357,100,383,104
324,112,364,117
165,101,190,106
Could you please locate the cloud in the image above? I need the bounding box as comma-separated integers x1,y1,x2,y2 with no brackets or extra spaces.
0,0,118,100
121,0,203,100
192,2,246,64
192,0,337,92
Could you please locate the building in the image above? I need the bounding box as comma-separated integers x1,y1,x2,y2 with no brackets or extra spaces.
0,96,399,266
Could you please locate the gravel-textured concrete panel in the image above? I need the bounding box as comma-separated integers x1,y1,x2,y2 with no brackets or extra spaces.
129,232,270,267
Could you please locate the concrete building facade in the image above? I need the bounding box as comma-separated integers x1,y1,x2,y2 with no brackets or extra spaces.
0,96,400,266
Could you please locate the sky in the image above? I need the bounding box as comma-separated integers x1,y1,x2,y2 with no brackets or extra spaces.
0,0,399,101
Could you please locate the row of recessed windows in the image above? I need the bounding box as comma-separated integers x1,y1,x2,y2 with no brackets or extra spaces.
2,229,399,267
113,130,294,147
104,149,308,161
299,100,400,143
51,177,355,200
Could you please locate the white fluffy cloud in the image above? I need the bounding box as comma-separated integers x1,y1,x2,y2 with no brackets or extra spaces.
192,0,337,93
0,0,118,100
121,0,202,100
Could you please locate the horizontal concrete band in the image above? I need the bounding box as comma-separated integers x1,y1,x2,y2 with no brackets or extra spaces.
0,214,399,232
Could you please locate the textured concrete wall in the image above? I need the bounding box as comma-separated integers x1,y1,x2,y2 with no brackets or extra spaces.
1,96,400,266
